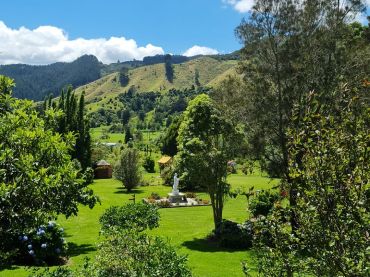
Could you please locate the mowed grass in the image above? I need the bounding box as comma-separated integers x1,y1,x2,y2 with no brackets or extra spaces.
1,173,278,277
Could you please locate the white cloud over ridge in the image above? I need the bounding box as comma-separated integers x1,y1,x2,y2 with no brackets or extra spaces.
183,45,219,57
0,21,164,65
223,0,254,13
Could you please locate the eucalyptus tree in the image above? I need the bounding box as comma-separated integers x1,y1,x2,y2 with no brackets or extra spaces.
176,94,242,229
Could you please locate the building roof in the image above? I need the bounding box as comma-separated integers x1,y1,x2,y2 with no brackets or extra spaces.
158,156,172,164
96,160,111,166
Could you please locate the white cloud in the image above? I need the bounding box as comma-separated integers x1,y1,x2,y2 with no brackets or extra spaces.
183,45,219,57
0,21,164,65
223,0,254,13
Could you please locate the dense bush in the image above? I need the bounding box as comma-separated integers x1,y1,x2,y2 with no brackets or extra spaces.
143,156,155,173
95,230,192,277
185,192,197,198
114,148,142,192
249,190,279,217
148,192,161,200
0,76,98,265
33,230,192,277
160,164,174,186
83,167,94,185
17,222,67,265
211,220,253,249
99,203,160,233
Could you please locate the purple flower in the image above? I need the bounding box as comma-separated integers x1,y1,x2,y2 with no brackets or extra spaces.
22,235,28,242
55,248,61,254
27,244,32,250
41,243,47,249
28,250,35,256
18,235,23,241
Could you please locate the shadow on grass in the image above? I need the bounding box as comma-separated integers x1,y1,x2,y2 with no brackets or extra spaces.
114,187,145,195
0,264,23,272
67,242,96,257
181,238,243,253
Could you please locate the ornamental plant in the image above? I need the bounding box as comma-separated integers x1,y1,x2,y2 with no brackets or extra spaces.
99,203,160,233
17,221,67,265
0,76,98,265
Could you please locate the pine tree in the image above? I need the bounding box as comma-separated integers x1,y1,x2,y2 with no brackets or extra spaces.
42,87,91,169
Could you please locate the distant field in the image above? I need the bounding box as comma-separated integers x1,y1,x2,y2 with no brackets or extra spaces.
0,173,279,277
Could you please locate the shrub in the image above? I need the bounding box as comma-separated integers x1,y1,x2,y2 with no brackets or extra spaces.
227,160,237,173
148,192,161,200
143,156,155,173
249,190,279,217
83,167,94,185
185,192,197,198
91,229,192,277
157,199,171,208
17,221,67,265
0,77,98,264
211,220,253,249
30,267,74,277
160,165,174,186
114,148,142,192
99,203,159,233
241,161,254,175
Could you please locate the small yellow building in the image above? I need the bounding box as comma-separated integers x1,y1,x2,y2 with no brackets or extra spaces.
158,156,173,173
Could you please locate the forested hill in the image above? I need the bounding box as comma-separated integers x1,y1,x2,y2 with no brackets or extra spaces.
75,56,238,114
0,55,102,100
0,52,239,101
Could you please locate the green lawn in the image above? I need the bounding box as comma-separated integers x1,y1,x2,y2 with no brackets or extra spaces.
1,173,278,277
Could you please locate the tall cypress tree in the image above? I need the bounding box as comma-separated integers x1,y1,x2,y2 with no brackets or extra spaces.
43,87,91,169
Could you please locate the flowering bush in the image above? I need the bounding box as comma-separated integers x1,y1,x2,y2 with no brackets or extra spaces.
17,221,67,265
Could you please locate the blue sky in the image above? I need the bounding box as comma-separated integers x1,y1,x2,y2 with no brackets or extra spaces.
0,0,368,65
1,0,244,53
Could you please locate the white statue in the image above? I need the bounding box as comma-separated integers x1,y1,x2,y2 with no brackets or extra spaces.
172,173,179,195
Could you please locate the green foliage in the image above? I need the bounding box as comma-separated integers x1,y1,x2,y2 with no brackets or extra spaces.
114,148,142,191
120,109,131,126
99,203,159,233
194,69,201,87
89,108,120,128
165,54,174,83
249,190,279,218
176,94,242,228
118,69,129,86
254,85,370,276
161,115,181,156
124,126,133,144
30,266,74,277
88,229,192,277
0,55,101,101
0,76,98,264
143,156,155,173
211,220,253,249
234,0,369,180
17,222,67,265
44,87,92,169
83,167,95,185
31,229,192,277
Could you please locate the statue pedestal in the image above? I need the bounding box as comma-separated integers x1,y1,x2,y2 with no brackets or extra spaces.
168,192,187,203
